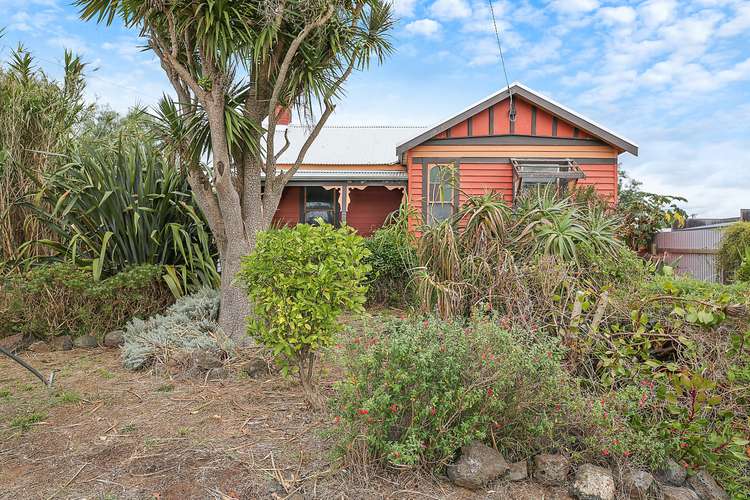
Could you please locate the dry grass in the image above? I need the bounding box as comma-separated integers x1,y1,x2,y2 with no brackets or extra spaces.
0,346,572,499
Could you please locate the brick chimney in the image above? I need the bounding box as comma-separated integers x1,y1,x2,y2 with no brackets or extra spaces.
275,106,291,126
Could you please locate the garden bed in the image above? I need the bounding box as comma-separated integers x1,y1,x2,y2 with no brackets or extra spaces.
0,341,573,499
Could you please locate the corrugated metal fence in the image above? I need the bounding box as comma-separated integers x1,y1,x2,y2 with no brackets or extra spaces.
654,226,726,282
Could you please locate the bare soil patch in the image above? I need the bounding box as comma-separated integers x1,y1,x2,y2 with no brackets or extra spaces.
0,347,569,499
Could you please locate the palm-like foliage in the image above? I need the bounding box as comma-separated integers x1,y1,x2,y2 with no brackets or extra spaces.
24,144,219,296
414,190,624,318
76,0,396,336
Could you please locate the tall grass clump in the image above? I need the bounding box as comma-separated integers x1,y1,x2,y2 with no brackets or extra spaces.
0,44,90,263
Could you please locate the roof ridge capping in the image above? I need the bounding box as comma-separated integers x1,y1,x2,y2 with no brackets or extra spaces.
287,124,428,129
395,82,638,157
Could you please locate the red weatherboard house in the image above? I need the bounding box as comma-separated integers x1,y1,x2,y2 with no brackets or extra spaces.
273,83,638,236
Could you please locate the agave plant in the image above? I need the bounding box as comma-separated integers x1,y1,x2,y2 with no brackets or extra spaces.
22,143,219,296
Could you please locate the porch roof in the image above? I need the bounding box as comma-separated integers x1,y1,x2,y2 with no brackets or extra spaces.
267,169,408,184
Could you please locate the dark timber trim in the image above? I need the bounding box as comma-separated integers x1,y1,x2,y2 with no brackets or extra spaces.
395,83,638,157
488,105,494,135
509,102,515,135
446,127,451,138
467,116,473,137
531,106,537,136
421,161,428,222
573,127,580,137
423,135,606,147
552,117,558,137
453,159,460,209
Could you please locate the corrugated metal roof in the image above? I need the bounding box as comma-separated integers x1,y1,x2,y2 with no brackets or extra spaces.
264,169,407,182
274,125,428,165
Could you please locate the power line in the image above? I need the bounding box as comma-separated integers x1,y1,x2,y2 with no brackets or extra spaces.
487,0,515,122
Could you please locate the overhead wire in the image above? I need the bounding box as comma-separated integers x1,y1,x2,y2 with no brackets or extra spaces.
487,0,515,122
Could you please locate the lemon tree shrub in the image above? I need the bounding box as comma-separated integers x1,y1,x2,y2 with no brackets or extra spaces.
238,222,370,408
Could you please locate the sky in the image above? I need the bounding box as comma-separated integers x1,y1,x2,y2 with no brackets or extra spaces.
1,0,749,217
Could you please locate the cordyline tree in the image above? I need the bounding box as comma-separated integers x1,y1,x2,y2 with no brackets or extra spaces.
77,0,394,337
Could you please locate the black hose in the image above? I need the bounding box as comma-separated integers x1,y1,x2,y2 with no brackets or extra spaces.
0,345,52,387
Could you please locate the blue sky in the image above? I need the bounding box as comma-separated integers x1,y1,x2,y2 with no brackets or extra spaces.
1,0,749,217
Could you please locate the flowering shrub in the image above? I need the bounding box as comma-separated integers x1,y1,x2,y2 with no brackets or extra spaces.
331,315,569,468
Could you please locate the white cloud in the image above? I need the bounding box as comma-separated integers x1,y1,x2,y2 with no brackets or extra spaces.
717,2,750,37
461,0,514,36
639,0,678,29
599,6,637,25
548,0,599,15
430,0,471,20
404,18,442,36
47,35,90,55
388,0,419,18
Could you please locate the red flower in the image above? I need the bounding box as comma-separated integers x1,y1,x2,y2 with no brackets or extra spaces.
554,404,561,412
333,416,340,424
623,450,631,457
487,387,494,397
389,404,398,413
358,409,369,415
601,449,610,457
613,439,619,446
680,442,688,449
430,407,436,416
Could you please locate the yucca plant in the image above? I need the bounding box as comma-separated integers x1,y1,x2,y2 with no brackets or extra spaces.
23,143,219,296
413,189,624,318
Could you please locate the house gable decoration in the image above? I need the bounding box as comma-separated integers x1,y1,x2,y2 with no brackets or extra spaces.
396,83,639,159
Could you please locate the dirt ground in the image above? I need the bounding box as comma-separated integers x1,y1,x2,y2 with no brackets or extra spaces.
0,347,573,500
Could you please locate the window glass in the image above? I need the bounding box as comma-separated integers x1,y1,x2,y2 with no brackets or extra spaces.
304,187,336,225
427,164,455,223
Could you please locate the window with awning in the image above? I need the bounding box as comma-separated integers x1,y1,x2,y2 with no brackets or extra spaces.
511,158,585,198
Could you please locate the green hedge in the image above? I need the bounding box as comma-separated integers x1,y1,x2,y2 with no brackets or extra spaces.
0,263,172,340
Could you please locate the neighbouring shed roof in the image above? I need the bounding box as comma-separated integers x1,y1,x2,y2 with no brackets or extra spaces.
275,125,428,165
396,82,639,157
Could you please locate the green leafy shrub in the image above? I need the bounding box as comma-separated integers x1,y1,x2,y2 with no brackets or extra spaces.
0,263,171,340
238,222,370,407
363,208,417,306
121,287,228,370
718,222,750,282
331,315,570,468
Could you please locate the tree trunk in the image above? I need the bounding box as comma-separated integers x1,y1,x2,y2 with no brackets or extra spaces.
217,235,252,340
